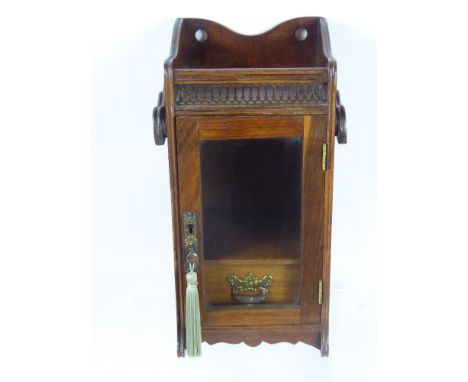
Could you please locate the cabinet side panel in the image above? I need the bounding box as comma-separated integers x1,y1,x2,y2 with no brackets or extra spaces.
164,62,186,356
321,61,337,356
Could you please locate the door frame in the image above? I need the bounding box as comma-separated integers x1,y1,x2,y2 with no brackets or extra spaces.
176,115,326,327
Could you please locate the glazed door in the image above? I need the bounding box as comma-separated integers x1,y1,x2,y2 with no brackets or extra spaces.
176,116,326,327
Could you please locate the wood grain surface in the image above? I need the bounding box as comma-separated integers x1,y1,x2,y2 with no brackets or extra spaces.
160,17,341,356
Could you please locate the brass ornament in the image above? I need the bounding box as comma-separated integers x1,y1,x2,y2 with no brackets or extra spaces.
227,272,273,304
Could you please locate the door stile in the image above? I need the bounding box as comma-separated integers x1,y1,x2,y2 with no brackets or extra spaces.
300,115,327,323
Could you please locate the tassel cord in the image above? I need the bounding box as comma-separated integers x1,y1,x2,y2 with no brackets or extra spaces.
185,263,202,357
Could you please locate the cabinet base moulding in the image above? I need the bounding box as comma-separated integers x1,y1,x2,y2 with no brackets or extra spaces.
202,325,327,352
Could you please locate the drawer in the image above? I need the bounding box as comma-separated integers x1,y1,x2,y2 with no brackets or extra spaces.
203,259,300,307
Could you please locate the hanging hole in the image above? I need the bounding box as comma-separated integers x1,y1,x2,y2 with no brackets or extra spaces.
295,27,308,41
195,29,208,42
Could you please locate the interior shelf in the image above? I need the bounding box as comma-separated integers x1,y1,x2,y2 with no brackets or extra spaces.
203,258,299,266
202,207,301,261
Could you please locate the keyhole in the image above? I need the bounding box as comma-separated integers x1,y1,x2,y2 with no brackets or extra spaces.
187,223,194,235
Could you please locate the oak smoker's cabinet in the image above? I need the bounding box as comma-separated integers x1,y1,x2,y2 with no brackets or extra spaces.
153,17,347,357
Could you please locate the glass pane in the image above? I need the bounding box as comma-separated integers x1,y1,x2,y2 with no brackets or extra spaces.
200,137,302,307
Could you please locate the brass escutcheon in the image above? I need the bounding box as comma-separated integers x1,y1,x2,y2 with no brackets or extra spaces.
182,212,199,272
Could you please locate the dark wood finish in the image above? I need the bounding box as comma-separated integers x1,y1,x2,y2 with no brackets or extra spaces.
181,115,320,328
320,17,337,357
335,90,347,143
203,307,301,327
301,115,326,324
153,92,166,145
175,117,204,356
174,83,327,110
163,18,185,357
175,106,328,117
203,326,322,349
197,116,303,140
156,17,345,357
203,259,300,306
174,68,328,84
173,18,328,68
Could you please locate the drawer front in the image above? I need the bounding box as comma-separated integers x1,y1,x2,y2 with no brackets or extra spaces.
203,260,300,307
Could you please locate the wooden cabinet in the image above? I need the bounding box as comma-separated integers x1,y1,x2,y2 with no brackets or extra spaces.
153,17,346,357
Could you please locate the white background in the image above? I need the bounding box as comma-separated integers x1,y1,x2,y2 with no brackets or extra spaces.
91,10,376,382
1,1,467,381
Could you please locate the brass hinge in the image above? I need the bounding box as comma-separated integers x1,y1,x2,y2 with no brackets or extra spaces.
318,279,323,305
322,143,327,171
318,280,323,305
